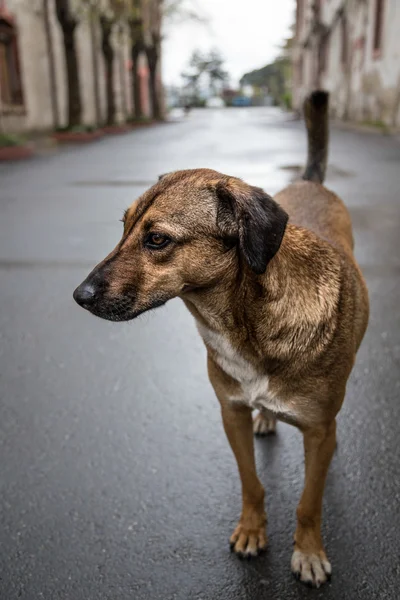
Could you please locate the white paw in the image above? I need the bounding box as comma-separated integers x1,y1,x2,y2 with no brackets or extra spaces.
253,412,277,436
291,549,332,588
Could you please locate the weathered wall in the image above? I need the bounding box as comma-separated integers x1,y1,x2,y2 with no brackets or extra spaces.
2,0,54,131
1,0,136,132
293,0,400,129
360,0,400,126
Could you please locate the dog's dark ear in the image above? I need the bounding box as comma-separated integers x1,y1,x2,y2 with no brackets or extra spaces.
215,181,288,274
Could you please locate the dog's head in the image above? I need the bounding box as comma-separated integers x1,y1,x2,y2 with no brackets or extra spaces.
73,169,288,321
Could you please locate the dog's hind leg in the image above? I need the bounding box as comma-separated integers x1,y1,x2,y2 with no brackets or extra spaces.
291,419,336,587
253,409,277,436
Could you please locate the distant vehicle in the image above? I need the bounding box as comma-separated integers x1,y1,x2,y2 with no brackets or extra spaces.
231,96,252,107
206,97,225,108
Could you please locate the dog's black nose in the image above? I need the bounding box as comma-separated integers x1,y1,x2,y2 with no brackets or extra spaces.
73,282,96,308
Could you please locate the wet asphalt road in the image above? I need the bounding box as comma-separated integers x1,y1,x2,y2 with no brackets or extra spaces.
0,108,399,600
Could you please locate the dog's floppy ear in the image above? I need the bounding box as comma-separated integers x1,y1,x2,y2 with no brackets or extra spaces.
215,180,288,274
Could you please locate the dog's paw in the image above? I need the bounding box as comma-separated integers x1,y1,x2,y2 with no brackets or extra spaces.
291,549,332,588
230,523,267,558
253,412,277,436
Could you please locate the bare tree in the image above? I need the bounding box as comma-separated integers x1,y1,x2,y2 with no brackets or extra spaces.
100,14,115,125
129,0,205,121
128,0,145,119
145,0,162,120
98,1,128,125
117,22,129,119
163,0,207,25
88,1,102,126
55,0,82,128
182,49,228,100
43,0,60,128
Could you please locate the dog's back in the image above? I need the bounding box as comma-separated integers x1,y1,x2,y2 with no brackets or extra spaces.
276,91,368,351
276,92,354,256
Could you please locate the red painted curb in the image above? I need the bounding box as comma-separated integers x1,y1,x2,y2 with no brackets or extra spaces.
53,131,104,143
102,125,131,135
127,121,156,129
0,145,34,161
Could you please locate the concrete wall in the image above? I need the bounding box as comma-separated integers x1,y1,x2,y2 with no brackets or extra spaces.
361,0,400,126
293,0,400,129
1,0,138,132
1,0,54,132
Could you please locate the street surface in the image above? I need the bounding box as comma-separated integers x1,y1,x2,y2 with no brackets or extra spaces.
1,108,399,599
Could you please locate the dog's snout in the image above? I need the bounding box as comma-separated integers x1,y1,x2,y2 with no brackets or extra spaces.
73,282,97,308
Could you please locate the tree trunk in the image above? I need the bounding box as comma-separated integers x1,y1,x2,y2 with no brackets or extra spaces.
64,26,81,127
100,17,115,126
146,44,161,120
43,0,60,129
148,63,160,119
90,7,101,126
118,25,128,120
131,46,142,119
119,49,128,120
55,0,81,128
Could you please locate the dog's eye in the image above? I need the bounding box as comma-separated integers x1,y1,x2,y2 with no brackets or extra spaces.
145,233,171,249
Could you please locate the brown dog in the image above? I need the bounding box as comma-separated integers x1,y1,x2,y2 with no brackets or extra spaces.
74,92,369,588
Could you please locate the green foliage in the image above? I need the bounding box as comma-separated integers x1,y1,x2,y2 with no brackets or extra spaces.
360,119,389,133
282,91,292,110
187,97,206,108
0,133,26,147
163,0,208,24
240,56,291,106
181,48,228,101
240,27,294,107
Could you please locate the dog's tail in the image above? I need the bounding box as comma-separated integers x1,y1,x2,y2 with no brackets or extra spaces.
302,90,329,184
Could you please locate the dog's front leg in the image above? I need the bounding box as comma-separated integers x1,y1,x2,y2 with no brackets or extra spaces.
292,420,336,587
221,401,267,557
208,356,267,557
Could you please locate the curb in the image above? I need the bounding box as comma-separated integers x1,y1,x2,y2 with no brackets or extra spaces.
53,130,105,144
0,145,34,161
331,120,397,136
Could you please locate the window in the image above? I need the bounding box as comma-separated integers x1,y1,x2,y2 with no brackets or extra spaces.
373,0,385,58
0,18,24,106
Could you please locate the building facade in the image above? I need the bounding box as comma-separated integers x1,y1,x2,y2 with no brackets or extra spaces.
293,0,400,129
0,0,155,133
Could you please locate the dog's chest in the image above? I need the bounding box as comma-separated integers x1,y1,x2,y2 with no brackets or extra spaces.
197,323,286,414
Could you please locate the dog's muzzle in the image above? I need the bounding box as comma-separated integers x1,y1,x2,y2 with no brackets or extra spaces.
73,266,170,322
73,281,97,310
73,266,137,322
73,265,108,312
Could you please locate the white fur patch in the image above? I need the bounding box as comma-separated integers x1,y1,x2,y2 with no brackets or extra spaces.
197,323,294,418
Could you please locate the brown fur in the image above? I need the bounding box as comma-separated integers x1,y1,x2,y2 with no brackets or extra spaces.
74,96,369,588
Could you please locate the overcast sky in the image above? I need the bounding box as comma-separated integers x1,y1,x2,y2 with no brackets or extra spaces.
162,0,296,87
